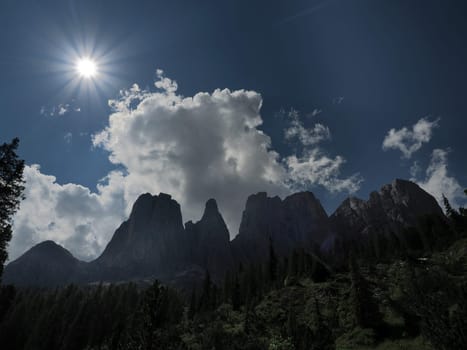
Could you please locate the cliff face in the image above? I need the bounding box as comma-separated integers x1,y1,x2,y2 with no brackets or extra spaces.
93,193,188,279
231,191,331,263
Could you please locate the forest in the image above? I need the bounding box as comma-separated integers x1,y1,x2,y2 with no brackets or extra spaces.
0,193,466,350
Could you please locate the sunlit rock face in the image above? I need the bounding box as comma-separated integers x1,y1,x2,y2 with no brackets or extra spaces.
328,179,445,253
185,198,233,280
231,191,331,263
93,192,189,279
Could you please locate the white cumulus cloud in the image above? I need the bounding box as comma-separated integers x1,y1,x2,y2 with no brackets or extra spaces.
415,149,466,209
10,165,126,261
10,70,362,260
93,70,289,238
382,117,439,158
93,70,361,236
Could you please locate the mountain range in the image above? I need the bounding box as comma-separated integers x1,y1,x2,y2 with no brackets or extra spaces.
3,179,445,287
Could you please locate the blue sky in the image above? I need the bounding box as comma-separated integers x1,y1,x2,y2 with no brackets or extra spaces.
1,0,466,260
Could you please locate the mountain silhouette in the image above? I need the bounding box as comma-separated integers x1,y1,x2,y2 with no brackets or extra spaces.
3,179,445,287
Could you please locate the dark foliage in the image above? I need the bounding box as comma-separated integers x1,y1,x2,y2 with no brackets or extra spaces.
0,138,25,281
349,254,383,330
0,284,140,350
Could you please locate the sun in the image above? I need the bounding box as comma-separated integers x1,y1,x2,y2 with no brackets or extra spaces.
76,58,98,78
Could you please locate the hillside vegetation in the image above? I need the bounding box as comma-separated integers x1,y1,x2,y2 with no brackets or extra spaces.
0,192,466,349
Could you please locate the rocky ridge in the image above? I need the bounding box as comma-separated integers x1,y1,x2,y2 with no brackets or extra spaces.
3,179,446,287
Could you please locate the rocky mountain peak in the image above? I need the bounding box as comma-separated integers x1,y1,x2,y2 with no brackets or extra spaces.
186,198,233,280
283,191,331,244
238,192,284,237
202,198,220,219
94,192,187,279
330,179,445,244
197,199,229,241
283,191,328,219
232,191,331,263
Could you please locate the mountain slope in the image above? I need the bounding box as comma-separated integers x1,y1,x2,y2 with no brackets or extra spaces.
3,241,85,286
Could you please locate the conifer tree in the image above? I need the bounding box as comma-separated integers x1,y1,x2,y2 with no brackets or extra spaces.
349,254,383,330
188,289,197,319
199,270,212,312
443,194,458,219
310,298,335,350
443,194,467,234
286,306,297,344
268,238,278,285
0,138,25,281
243,301,258,335
460,190,467,217
288,250,299,278
231,275,241,311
